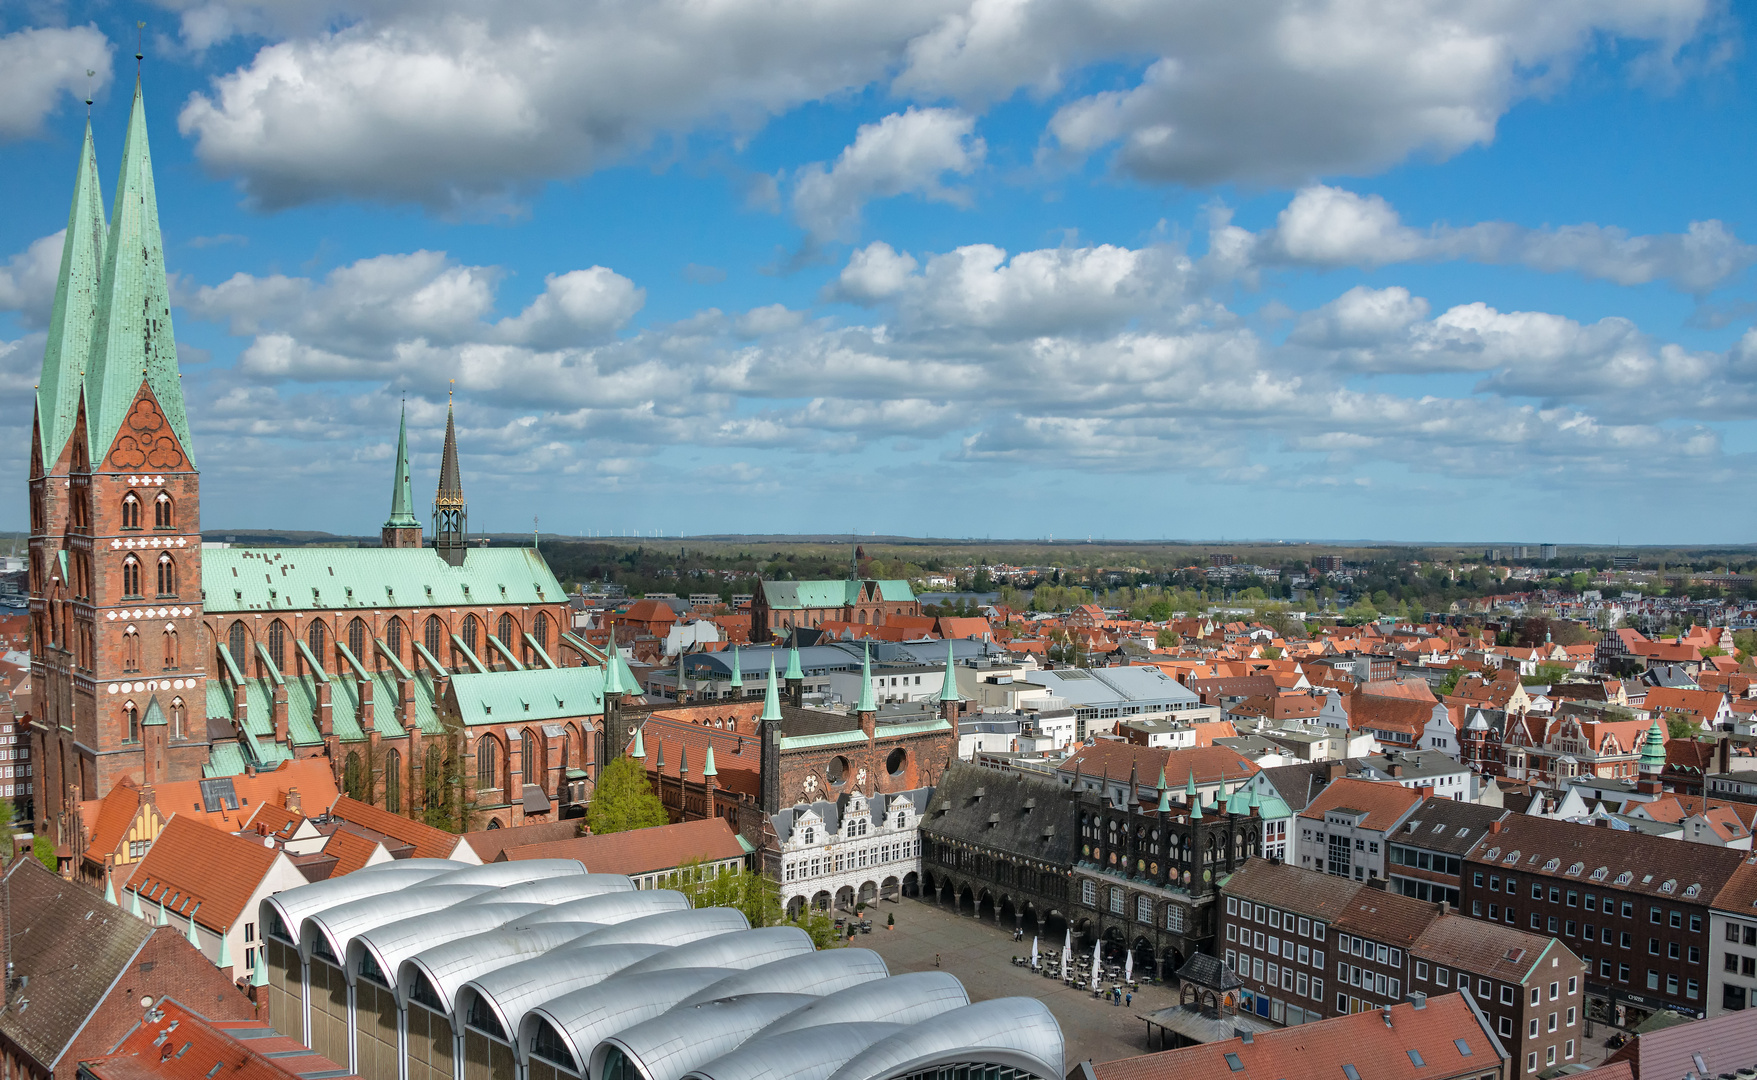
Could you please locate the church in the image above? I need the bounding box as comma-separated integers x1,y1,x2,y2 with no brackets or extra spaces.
25,78,632,856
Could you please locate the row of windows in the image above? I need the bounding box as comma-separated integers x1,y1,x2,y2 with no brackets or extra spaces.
1078,879,1187,932
1388,844,1462,876
1475,873,1702,931
1224,948,1323,1003
1525,1043,1577,1074
120,553,177,597
1472,901,1705,964
231,611,556,674
783,841,919,881
120,624,178,671
1226,924,1325,971
1586,957,1701,998
1225,896,1329,941
119,491,175,530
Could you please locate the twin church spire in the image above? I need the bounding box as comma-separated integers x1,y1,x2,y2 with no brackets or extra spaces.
381,396,471,563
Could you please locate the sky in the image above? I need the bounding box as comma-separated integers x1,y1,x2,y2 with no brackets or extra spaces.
1,1,1754,545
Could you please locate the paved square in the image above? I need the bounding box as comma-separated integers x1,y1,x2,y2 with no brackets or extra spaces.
857,897,1177,1072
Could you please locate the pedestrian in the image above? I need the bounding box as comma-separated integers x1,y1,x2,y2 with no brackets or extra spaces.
1126,992,1133,1008
935,954,941,968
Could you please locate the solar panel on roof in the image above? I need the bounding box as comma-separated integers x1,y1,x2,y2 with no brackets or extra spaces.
198,777,239,812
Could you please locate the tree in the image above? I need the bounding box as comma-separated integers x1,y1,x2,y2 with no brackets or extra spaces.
586,755,669,835
1155,628,1178,649
1437,667,1466,696
674,859,840,948
0,799,15,860
33,836,54,871
1664,713,1699,741
1521,663,1571,687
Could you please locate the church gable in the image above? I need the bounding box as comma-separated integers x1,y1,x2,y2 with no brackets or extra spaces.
103,382,189,473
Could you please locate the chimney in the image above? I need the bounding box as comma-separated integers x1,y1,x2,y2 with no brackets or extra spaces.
1382,1006,1393,1028
1489,819,1503,834
316,679,333,736
1328,761,1345,781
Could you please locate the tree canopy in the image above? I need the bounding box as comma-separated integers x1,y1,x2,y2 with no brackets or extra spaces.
586,755,669,835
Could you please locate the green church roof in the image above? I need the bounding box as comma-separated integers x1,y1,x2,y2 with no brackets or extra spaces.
201,546,564,615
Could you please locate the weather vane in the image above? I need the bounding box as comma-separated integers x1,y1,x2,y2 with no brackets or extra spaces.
136,21,145,67
85,69,95,110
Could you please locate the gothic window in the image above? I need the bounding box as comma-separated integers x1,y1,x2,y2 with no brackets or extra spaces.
267,621,286,671
522,730,538,788
170,697,185,739
559,730,571,775
347,617,367,659
307,621,328,669
228,621,247,669
122,556,141,597
497,613,516,647
425,744,446,812
386,617,404,664
162,624,178,668
463,615,479,654
477,736,500,793
424,615,444,657
154,492,173,529
121,493,141,530
123,700,139,744
344,752,367,801
156,554,175,596
535,612,550,651
123,626,140,670
384,749,402,814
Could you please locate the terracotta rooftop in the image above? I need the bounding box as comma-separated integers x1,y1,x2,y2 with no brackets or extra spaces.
326,795,465,860
128,815,284,933
320,828,384,878
1410,914,1574,983
1058,742,1259,787
82,997,355,1080
1298,776,1425,830
461,817,581,861
500,816,746,876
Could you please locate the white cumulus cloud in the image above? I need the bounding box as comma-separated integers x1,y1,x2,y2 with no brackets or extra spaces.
793,108,985,243
0,26,112,141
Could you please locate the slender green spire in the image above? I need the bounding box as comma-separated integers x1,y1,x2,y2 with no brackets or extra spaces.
1157,785,1172,813
37,119,106,469
703,743,717,777
384,403,419,528
217,929,233,970
1185,771,1197,799
1190,793,1203,821
604,628,625,695
784,644,804,681
104,876,118,906
86,77,195,466
628,724,645,759
938,641,960,703
729,645,742,690
157,898,168,926
857,644,875,713
761,657,783,723
1156,767,1167,792
185,910,201,948
250,955,268,987
129,887,143,920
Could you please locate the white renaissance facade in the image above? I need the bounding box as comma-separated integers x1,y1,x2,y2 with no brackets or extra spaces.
775,787,932,916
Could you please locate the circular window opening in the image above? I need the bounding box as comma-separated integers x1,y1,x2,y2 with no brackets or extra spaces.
886,748,907,777
828,756,848,786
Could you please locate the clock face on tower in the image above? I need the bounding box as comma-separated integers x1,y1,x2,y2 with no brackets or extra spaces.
802,774,819,799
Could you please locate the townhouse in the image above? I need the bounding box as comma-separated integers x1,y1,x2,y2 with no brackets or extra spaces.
1294,777,1425,882
1387,797,1513,908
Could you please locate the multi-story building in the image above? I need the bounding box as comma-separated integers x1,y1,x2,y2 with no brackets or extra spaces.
748,578,920,643
1294,777,1425,882
1027,666,1208,741
0,689,31,816
1220,858,1586,1071
1459,813,1748,1027
1707,856,1757,1013
1386,798,1512,908
773,785,931,915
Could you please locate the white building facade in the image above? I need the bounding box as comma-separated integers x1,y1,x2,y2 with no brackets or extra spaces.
774,787,932,916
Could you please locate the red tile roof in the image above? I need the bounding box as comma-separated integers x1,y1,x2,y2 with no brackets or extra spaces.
82,997,354,1080
500,817,746,876
327,796,464,860
85,779,145,863
128,816,282,933
1058,743,1260,788
1298,777,1425,830
320,828,384,878
1089,992,1499,1080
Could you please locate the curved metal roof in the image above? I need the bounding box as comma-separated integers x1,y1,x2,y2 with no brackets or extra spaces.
424,859,585,888
826,998,1063,1080
683,1023,903,1080
611,925,803,977
509,890,689,929
567,907,749,949
398,922,603,1012
459,941,669,1041
301,884,494,964
457,873,632,908
261,862,461,949
348,902,539,986
752,972,968,1038
678,949,887,1008
592,993,818,1080
521,969,735,1074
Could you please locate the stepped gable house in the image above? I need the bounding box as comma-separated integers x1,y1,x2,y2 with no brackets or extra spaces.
26,81,633,848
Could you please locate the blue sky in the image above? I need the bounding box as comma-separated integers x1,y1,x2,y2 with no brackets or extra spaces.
2,1,1755,544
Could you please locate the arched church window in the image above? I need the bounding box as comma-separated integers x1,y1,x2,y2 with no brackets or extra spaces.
307,621,328,669
228,621,247,669
122,556,141,597
156,554,175,596
535,612,550,651
386,617,404,664
497,613,517,647
170,697,185,739
163,624,178,668
424,616,444,657
522,730,538,788
154,492,173,529
347,617,367,659
123,700,139,743
477,735,500,793
384,749,402,814
267,621,286,671
121,493,141,530
123,625,140,670
463,615,479,654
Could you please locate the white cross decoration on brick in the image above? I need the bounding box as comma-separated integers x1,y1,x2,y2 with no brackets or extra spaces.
110,539,121,549
176,538,187,546
152,475,164,485
106,611,117,621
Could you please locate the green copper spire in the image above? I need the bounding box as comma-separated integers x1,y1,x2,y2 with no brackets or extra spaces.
729,645,742,690
86,77,195,467
628,724,645,759
761,657,783,723
104,876,118,906
157,898,169,926
703,743,717,777
185,910,201,948
1185,771,1197,800
251,955,269,987
784,644,804,681
1156,785,1172,813
1640,719,1667,771
857,644,876,713
129,887,143,920
37,119,106,469
938,641,960,703
604,628,625,695
1190,793,1203,821
1156,767,1167,792
384,403,419,528
217,929,233,970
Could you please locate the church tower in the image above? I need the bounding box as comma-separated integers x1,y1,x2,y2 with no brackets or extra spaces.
432,398,468,566
31,75,204,836
382,404,422,548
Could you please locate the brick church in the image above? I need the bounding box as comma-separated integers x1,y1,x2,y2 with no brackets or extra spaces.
26,79,634,853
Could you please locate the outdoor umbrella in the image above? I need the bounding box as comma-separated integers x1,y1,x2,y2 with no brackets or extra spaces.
1031,936,1039,968
1125,948,1134,983
1090,937,1101,991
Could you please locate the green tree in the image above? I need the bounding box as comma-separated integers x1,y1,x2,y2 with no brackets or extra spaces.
33,835,54,871
586,755,669,834
0,799,15,860
1521,662,1571,686
1342,601,1379,625
1156,628,1178,649
1664,714,1699,741
674,859,841,948
1437,667,1465,696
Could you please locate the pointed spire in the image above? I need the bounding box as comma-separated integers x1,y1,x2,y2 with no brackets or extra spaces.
157,898,168,926
784,644,804,681
939,641,960,703
628,724,646,759
761,657,783,723
104,876,118,906
38,118,106,469
678,744,689,777
604,628,625,695
703,743,718,777
857,644,876,713
384,402,419,529
1156,767,1167,792
654,738,666,771
86,77,195,466
185,910,201,948
433,393,467,565
729,645,742,690
1185,771,1197,800
1640,719,1667,771
251,955,269,988
217,929,233,971
1190,793,1203,821
1157,785,1172,813
129,887,143,919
